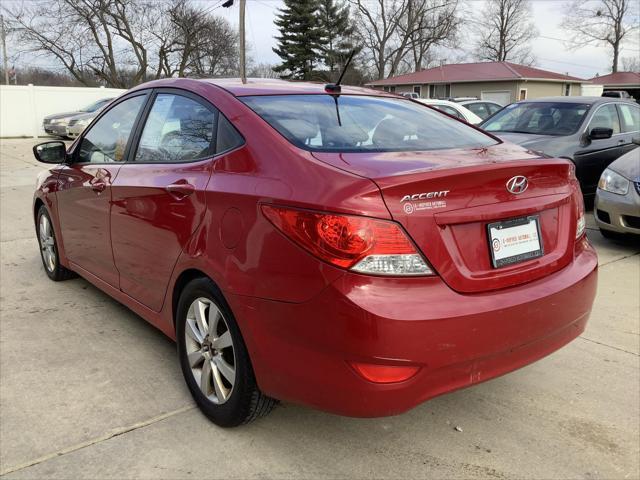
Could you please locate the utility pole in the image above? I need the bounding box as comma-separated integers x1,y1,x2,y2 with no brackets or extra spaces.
1,15,9,85
222,0,246,84
239,0,246,84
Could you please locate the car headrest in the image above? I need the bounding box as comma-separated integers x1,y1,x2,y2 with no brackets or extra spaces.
278,119,319,140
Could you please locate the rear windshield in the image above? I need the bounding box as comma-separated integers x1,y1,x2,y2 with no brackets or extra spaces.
481,102,590,135
241,94,496,152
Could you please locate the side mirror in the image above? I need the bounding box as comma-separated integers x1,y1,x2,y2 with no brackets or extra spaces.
33,141,67,164
589,127,613,140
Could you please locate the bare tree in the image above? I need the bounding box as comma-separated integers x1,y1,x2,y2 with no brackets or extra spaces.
348,0,412,79
247,62,279,79
3,0,239,87
621,56,640,72
403,0,461,72
474,0,537,65
348,0,460,79
562,0,639,73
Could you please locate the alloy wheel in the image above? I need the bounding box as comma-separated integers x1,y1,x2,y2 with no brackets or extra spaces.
184,297,236,404
39,214,56,272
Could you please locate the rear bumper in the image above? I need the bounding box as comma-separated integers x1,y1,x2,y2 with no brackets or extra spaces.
229,238,598,417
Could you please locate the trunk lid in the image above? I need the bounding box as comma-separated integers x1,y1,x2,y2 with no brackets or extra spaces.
313,143,581,293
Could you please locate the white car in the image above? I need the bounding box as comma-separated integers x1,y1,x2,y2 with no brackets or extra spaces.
458,100,504,120
416,99,483,125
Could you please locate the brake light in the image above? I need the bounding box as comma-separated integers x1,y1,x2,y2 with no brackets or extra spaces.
261,205,433,276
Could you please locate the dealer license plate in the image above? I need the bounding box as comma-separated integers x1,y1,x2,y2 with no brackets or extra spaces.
487,216,544,268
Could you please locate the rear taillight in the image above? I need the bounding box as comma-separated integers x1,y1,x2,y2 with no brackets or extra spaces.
261,205,434,276
576,213,586,239
573,186,586,240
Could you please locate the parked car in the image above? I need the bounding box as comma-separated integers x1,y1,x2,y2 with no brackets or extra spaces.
602,90,632,99
401,92,420,99
481,97,640,200
417,98,483,124
43,98,114,138
32,79,597,427
66,106,109,139
458,99,504,120
594,143,640,238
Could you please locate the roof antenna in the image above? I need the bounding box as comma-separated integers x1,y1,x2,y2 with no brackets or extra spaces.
325,50,356,94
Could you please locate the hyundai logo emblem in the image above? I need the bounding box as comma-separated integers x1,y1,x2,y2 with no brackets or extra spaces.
506,176,528,194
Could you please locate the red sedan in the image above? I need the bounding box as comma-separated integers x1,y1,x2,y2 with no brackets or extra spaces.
32,79,597,427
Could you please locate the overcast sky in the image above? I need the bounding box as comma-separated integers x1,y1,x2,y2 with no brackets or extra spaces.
213,0,640,79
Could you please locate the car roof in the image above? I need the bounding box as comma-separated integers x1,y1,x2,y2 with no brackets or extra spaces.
418,99,458,106
517,96,636,105
198,78,397,97
131,77,401,98
460,99,500,104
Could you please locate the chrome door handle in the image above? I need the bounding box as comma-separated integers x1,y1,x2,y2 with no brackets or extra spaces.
166,182,195,199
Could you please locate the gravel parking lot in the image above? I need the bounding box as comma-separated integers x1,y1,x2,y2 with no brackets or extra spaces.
1,137,638,479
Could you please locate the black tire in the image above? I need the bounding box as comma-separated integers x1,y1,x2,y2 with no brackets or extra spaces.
176,277,277,427
36,205,77,281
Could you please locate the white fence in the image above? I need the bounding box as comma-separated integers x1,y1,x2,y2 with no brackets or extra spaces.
0,85,126,138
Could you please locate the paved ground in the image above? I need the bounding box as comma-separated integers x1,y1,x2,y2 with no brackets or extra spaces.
0,138,638,479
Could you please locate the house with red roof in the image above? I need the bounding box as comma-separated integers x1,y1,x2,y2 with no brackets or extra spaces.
590,72,640,102
366,61,587,106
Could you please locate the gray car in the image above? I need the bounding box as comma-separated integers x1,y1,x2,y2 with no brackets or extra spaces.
481,97,640,201
43,98,114,138
594,144,640,238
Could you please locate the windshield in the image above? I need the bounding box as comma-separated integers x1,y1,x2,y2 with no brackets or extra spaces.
241,94,496,152
81,99,112,113
481,102,590,135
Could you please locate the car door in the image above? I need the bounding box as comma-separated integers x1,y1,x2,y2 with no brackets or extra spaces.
616,102,640,155
109,90,219,311
56,93,149,287
573,103,625,195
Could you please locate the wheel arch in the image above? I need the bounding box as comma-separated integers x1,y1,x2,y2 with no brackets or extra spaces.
171,268,214,327
33,197,45,222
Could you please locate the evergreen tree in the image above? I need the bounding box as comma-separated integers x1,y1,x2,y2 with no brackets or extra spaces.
272,0,323,80
316,0,357,76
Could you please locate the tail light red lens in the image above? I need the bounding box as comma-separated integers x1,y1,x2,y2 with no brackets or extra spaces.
261,205,433,275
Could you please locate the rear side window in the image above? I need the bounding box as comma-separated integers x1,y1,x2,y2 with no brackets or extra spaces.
77,95,146,163
134,94,216,163
216,115,244,154
241,94,495,152
466,103,488,118
617,103,639,133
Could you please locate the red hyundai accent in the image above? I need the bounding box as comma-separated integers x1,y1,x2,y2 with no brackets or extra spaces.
32,79,598,427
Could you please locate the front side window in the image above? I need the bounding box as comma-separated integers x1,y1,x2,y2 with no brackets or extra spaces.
617,103,639,133
134,94,216,163
241,94,495,152
82,98,112,113
589,104,621,134
482,102,590,136
77,95,146,163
